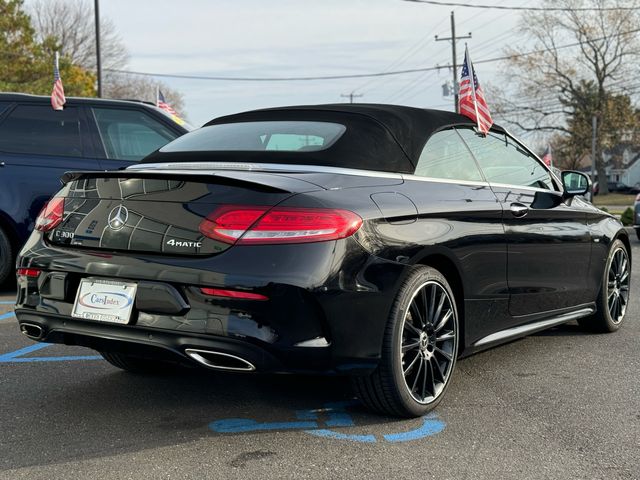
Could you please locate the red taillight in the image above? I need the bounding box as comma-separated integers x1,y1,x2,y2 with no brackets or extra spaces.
200,287,268,301
35,197,64,232
199,205,362,245
17,268,41,278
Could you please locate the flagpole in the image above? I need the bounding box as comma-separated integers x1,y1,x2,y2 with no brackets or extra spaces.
465,44,481,133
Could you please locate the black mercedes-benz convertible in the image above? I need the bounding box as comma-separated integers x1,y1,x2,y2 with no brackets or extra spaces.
14,104,630,417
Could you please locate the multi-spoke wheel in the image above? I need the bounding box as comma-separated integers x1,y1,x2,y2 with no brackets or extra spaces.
579,239,631,333
352,265,459,417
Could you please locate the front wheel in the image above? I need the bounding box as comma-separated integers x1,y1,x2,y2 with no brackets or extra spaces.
579,239,630,333
352,265,459,417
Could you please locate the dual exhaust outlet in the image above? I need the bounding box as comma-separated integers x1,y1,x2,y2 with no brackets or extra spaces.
19,323,256,372
184,348,256,372
20,323,44,340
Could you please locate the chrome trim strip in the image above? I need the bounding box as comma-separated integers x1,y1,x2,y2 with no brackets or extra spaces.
128,162,563,193
293,337,331,348
127,162,404,180
472,307,594,348
184,348,256,372
488,182,563,195
402,174,490,188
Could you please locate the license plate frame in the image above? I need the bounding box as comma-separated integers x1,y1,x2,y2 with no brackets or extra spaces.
71,278,137,324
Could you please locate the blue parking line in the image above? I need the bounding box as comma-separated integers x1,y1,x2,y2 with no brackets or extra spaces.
0,301,15,305
0,342,51,361
0,312,15,321
5,355,102,362
0,342,101,363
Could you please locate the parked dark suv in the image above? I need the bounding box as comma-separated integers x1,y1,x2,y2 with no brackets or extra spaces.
0,93,190,285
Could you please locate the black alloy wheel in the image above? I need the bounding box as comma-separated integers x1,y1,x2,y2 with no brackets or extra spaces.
353,265,459,417
579,239,630,333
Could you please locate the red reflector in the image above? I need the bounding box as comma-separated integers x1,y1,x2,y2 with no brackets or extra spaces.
199,205,362,245
200,288,268,301
35,197,64,232
17,268,41,278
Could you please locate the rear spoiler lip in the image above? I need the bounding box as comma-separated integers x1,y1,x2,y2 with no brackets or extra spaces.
60,169,324,194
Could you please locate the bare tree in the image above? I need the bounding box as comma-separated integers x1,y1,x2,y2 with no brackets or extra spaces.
30,0,186,117
496,0,640,194
31,0,128,70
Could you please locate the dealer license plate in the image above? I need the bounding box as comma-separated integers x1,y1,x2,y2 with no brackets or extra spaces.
72,279,137,324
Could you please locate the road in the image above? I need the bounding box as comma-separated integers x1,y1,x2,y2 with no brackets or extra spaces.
0,246,638,480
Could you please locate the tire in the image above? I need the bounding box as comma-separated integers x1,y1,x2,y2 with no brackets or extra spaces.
0,227,14,287
100,351,177,374
578,239,630,333
352,265,459,417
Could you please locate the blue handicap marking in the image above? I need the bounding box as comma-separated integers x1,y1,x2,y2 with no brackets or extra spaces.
0,312,15,321
0,342,102,363
209,399,445,443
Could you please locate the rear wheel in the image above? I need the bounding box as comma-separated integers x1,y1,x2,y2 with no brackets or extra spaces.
0,227,14,287
352,266,459,417
579,239,630,333
100,351,178,374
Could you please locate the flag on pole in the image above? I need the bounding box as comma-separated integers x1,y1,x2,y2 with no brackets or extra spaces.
51,52,66,111
157,89,178,116
542,145,553,167
458,46,493,134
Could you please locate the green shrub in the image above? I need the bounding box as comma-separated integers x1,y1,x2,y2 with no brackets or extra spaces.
620,207,634,226
600,206,609,213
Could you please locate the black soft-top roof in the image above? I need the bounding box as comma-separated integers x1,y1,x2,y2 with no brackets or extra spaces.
144,103,503,173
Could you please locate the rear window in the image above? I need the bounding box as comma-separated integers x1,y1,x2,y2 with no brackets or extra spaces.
160,121,346,153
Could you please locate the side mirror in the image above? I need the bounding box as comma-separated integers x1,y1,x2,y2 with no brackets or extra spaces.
561,171,591,197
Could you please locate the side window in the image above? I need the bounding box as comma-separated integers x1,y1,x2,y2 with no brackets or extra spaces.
0,102,12,116
92,108,178,161
0,105,82,157
457,128,555,190
415,128,484,182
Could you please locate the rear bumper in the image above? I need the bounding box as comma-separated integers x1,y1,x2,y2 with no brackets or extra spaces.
16,235,409,374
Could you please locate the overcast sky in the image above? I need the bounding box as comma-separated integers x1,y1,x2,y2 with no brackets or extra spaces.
39,0,524,127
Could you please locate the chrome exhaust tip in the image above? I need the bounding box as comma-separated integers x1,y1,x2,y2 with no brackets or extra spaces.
184,348,256,372
20,323,44,340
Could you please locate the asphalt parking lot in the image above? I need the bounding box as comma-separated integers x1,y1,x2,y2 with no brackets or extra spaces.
0,248,638,480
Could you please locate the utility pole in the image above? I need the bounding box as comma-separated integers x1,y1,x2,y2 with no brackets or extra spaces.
94,0,102,97
435,11,471,113
341,92,363,103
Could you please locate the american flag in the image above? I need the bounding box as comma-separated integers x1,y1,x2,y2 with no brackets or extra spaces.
458,46,493,134
157,90,178,116
542,145,553,167
51,52,66,111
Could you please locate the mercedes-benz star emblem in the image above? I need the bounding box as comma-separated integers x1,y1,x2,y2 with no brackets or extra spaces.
107,205,128,231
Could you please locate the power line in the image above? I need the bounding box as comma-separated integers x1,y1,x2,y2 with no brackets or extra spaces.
103,27,640,83
403,0,640,11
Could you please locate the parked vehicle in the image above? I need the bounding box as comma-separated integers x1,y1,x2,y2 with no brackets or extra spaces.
633,194,640,240
14,104,630,417
0,93,190,286
593,180,632,195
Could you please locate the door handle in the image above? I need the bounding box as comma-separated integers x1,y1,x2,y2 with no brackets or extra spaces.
510,203,529,218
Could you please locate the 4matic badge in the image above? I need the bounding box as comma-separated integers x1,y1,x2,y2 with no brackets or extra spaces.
166,239,202,248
